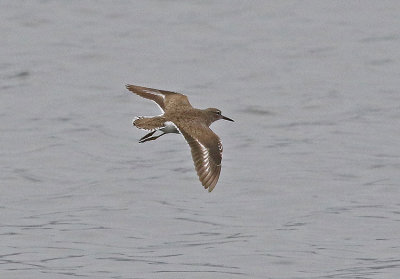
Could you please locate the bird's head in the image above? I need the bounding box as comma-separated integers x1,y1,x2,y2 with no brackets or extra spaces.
204,108,234,124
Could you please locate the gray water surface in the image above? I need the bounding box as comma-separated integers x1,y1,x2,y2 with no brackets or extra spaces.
1,1,400,278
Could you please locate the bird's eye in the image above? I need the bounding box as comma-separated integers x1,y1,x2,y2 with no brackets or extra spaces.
216,111,221,115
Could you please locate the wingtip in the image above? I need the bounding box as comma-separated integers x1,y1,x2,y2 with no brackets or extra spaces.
205,179,217,192
207,182,217,192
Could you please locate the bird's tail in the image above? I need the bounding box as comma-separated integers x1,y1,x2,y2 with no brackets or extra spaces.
133,116,166,131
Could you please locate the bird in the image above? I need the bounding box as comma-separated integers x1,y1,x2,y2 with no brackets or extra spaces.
126,84,234,192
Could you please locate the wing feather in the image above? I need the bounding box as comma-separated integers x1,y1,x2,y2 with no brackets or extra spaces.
176,123,223,192
126,84,192,112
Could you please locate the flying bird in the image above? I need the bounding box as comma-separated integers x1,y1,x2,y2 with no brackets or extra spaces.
126,84,234,192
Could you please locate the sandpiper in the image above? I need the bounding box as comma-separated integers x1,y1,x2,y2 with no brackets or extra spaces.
126,84,234,192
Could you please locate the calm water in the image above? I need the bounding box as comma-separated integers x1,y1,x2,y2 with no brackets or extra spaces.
1,1,400,278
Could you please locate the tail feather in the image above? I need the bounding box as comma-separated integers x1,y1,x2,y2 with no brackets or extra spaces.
133,116,166,131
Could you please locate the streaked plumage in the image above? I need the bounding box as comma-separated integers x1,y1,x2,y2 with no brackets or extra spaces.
126,84,233,192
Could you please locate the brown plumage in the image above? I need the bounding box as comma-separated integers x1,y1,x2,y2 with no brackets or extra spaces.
126,84,233,192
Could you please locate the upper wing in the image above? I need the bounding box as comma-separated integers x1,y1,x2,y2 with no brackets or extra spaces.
176,122,223,192
126,84,192,112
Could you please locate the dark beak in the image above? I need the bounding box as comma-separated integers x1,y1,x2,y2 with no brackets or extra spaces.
221,115,234,122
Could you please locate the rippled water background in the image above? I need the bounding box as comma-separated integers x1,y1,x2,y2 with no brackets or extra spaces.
1,1,400,278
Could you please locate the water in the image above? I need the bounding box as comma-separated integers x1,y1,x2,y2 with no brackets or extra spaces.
1,1,400,278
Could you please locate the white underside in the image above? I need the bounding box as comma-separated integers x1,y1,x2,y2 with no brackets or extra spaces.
161,121,180,134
